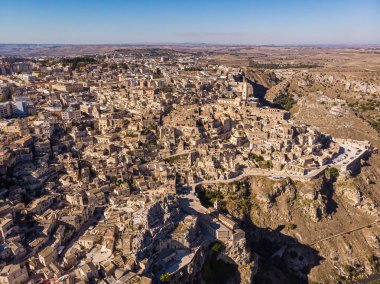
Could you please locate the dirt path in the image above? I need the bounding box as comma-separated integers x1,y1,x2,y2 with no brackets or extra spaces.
309,219,380,246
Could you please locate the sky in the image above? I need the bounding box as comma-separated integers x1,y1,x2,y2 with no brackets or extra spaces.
0,0,379,45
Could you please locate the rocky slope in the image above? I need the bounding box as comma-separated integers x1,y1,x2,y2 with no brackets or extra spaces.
249,172,379,283
224,238,254,284
199,163,380,283
246,68,380,135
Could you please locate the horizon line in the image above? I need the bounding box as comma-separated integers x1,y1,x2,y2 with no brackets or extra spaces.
1,42,380,47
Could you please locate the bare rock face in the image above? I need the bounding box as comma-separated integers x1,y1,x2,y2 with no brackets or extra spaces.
336,181,378,216
336,183,361,206
298,181,328,222
254,176,330,222
361,164,379,185
225,239,251,267
292,72,380,95
224,238,255,284
265,80,290,102
245,69,279,89
299,199,326,222
254,178,296,211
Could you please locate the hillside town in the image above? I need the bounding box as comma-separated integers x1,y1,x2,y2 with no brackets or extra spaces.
0,51,376,284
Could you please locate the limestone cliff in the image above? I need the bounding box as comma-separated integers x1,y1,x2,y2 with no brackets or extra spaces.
200,164,380,283
224,238,255,284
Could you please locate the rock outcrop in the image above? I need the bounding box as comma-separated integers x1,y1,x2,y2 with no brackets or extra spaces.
206,171,380,283
224,238,255,284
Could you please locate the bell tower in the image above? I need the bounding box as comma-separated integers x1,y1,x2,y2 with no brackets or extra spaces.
242,79,253,102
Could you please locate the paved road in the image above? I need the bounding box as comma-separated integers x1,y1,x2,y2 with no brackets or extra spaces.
189,166,327,188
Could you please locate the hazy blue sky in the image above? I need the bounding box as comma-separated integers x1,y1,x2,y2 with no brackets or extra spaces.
0,0,379,44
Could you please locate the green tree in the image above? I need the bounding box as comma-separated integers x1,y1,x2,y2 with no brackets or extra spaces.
288,223,297,230
210,241,225,253
273,94,296,111
327,167,339,179
160,273,171,283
